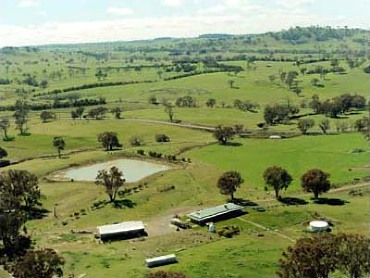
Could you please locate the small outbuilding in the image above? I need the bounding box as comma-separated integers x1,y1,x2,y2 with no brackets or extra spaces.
187,203,244,225
145,254,177,268
269,135,282,139
309,220,329,232
97,221,146,241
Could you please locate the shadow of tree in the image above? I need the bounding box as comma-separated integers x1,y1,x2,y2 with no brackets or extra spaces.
279,197,308,206
113,199,137,209
232,198,259,207
225,142,243,147
313,198,349,206
26,206,50,220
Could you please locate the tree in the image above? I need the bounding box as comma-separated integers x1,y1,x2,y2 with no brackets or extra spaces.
155,134,170,143
354,117,368,132
206,98,216,108
335,233,370,278
88,106,108,120
12,249,64,278
0,170,40,250
278,234,338,278
97,132,121,151
319,119,330,134
147,270,186,278
297,119,315,134
52,137,65,159
0,169,40,211
263,166,292,199
164,102,175,122
40,111,55,123
0,147,8,160
227,79,235,88
13,100,29,136
213,125,235,145
175,96,196,108
75,106,85,119
301,169,331,199
0,118,10,139
217,171,244,201
111,107,123,119
95,166,125,202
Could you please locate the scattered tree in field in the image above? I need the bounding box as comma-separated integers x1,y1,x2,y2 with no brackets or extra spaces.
277,234,338,278
40,111,55,123
13,100,29,135
301,169,331,199
0,147,8,160
319,119,330,134
213,125,235,145
164,102,175,122
297,119,315,134
111,107,123,119
206,98,216,108
95,166,125,202
263,166,293,199
234,99,259,112
147,270,186,278
52,137,65,159
0,118,10,139
13,249,64,278
334,233,370,278
97,132,121,151
217,171,244,201
227,79,235,88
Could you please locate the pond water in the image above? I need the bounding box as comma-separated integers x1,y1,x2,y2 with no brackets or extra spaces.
61,159,171,182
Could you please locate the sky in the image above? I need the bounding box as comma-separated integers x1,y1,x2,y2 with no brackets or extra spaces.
0,0,369,47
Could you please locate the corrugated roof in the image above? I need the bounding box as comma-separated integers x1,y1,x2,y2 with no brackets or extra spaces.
187,203,243,221
145,254,177,264
97,221,145,236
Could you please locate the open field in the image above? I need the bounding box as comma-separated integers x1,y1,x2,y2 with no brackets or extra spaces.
0,27,369,277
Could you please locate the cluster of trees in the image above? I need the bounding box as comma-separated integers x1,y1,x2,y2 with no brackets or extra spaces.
264,103,299,125
309,93,367,118
278,233,370,278
0,169,64,277
175,96,196,108
233,99,259,112
217,167,331,201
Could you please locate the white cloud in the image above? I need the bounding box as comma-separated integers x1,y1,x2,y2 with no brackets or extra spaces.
197,5,227,15
107,7,134,16
0,7,369,47
277,0,316,9
161,0,184,7
18,0,40,8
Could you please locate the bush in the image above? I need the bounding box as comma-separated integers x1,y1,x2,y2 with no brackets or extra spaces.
130,135,144,146
137,149,145,155
155,134,170,142
217,225,240,238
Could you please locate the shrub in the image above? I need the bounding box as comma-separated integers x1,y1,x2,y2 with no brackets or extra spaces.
130,135,144,146
137,149,145,155
155,134,170,142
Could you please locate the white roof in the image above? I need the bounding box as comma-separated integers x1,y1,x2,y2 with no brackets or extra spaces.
97,221,144,236
309,220,329,228
145,254,177,264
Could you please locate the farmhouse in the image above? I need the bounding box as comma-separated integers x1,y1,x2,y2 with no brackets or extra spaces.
187,203,244,225
97,221,146,241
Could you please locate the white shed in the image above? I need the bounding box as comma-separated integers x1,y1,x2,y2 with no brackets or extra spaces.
145,254,178,268
97,221,146,241
269,135,282,139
